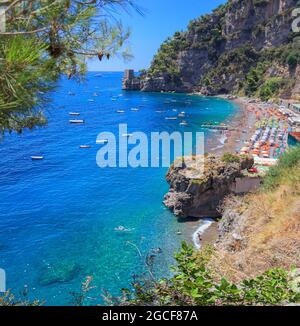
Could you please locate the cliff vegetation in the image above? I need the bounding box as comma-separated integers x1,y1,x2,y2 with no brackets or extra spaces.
138,0,300,100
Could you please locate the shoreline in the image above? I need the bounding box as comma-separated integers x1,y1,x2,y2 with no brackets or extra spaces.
186,95,265,249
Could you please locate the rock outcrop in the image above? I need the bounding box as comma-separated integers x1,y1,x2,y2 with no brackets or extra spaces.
163,154,254,218
122,69,141,90
123,0,300,99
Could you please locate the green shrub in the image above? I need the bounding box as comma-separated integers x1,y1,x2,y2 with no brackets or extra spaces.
263,146,300,191
119,243,300,306
259,77,284,101
221,153,241,164
286,51,299,69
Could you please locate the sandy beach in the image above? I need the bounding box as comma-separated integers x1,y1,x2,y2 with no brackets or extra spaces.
187,94,296,249
209,96,257,156
185,95,267,249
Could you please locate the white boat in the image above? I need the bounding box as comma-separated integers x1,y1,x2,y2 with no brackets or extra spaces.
79,145,91,149
96,139,108,144
165,117,178,120
31,156,44,160
122,134,133,138
131,108,139,112
180,121,188,126
88,99,94,102
114,226,132,232
69,120,85,124
116,110,125,114
69,112,80,116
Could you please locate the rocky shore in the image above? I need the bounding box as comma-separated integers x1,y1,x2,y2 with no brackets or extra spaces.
163,154,256,218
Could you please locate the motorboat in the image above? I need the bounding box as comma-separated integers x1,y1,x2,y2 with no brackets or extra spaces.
179,121,189,126
31,156,44,160
69,120,85,124
96,139,108,144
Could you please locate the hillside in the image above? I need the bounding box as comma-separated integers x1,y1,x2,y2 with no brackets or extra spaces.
210,145,300,282
116,147,300,306
127,0,300,100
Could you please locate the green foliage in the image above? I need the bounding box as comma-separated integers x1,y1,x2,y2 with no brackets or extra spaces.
286,51,299,69
221,153,241,164
0,35,56,134
122,243,300,306
259,77,286,101
244,63,266,96
263,146,300,191
201,44,259,94
147,31,189,83
0,0,136,134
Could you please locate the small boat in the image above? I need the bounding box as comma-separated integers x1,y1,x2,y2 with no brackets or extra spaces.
69,120,85,124
180,121,188,126
131,108,139,112
122,133,133,138
165,117,178,120
88,99,94,102
116,110,125,114
69,112,80,116
114,226,132,232
96,139,108,144
79,145,91,149
31,156,44,160
68,92,75,96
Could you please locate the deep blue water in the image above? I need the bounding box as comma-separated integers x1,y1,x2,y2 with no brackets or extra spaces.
0,72,238,305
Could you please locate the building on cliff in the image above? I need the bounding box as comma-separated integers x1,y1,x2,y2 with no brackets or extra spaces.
122,69,141,91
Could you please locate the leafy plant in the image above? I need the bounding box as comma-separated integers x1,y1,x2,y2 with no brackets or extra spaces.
263,146,300,191
221,153,241,164
0,0,139,134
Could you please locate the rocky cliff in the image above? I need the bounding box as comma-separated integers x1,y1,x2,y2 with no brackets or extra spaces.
163,154,255,218
124,0,300,100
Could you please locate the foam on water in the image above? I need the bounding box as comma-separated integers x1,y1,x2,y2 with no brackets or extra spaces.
192,219,215,250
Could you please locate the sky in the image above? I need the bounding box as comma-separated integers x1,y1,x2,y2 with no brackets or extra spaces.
88,0,226,72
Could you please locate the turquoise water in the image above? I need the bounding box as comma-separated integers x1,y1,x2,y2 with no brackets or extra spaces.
0,72,238,305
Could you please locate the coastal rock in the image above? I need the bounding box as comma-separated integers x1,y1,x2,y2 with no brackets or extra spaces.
123,0,299,98
163,154,254,218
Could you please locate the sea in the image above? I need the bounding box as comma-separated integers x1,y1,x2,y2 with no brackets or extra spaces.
0,72,239,305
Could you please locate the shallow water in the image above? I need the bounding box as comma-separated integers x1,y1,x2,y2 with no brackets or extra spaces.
0,72,238,305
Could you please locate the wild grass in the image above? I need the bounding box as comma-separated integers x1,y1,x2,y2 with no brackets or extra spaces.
263,146,300,191
210,146,300,282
